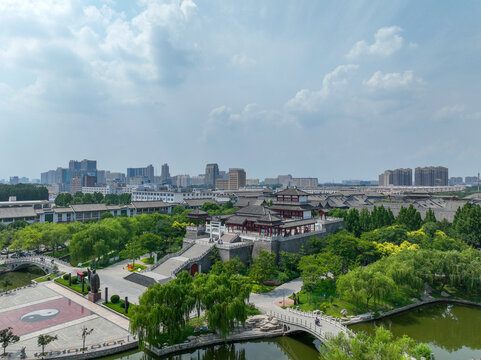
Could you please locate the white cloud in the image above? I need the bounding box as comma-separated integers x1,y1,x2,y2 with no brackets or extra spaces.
231,53,256,67
285,64,358,113
363,70,423,90
434,104,466,120
347,26,404,59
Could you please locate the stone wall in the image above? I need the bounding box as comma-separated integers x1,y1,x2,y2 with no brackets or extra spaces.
218,244,253,264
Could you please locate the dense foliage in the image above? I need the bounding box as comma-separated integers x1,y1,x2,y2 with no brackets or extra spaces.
320,327,431,360
55,192,131,206
0,184,48,201
130,271,251,346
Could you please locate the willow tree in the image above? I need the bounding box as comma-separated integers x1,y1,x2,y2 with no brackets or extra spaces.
198,273,251,339
130,271,195,346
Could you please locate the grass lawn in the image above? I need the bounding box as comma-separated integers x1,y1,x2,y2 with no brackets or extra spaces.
292,288,415,318
55,278,90,295
105,301,137,318
251,283,277,294
34,272,64,283
141,257,154,264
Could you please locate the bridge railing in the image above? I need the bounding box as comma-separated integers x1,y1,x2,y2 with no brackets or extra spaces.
268,310,332,340
1,255,71,269
273,308,354,336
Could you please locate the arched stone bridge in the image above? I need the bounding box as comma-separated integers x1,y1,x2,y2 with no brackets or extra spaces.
0,255,72,274
268,309,352,343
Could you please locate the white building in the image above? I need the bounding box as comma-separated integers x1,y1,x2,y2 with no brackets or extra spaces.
131,190,217,203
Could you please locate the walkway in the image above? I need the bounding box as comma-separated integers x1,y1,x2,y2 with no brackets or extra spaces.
250,279,350,342
148,242,213,280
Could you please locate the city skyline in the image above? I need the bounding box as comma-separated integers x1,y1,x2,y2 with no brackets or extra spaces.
1,1,481,181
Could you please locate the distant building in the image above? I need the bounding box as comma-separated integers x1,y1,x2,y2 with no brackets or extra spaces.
292,177,318,188
228,168,246,190
415,166,448,186
205,163,219,186
278,175,293,187
9,176,19,185
96,170,106,185
41,170,57,185
264,178,279,186
173,175,191,188
127,165,154,183
191,175,206,186
379,168,412,186
105,171,126,183
56,167,70,185
246,178,260,186
465,176,479,185
449,177,464,186
161,163,171,184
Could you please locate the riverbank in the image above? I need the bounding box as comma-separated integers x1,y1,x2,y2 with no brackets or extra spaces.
148,315,285,357
344,297,481,325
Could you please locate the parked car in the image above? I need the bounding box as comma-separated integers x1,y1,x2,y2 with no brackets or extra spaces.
11,253,19,258
1,249,8,255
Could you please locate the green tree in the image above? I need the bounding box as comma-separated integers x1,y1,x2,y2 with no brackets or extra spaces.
345,208,361,237
2,279,12,293
92,192,104,203
424,208,437,224
130,271,195,345
37,334,58,355
396,205,422,231
121,236,144,267
359,207,372,233
55,193,73,207
452,202,481,247
0,327,20,356
139,233,162,258
319,326,431,360
249,250,276,291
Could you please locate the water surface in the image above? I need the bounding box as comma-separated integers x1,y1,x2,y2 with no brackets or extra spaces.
350,303,481,360
102,334,320,360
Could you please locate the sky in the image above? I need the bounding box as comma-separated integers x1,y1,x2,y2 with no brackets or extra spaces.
1,0,481,182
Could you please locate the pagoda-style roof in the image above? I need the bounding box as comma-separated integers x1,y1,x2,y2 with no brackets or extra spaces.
276,187,309,196
255,212,283,225
225,215,249,225
269,203,316,211
186,209,209,218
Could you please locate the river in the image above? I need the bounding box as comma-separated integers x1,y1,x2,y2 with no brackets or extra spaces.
0,266,44,291
350,302,481,360
102,334,321,360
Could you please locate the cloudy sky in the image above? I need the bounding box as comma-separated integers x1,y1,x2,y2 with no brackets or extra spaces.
1,0,481,182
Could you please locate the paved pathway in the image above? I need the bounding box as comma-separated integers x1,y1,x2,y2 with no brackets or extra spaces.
0,282,132,358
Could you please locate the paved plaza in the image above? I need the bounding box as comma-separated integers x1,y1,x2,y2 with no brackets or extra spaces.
0,282,132,358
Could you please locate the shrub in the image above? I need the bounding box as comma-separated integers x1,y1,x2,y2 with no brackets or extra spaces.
111,294,120,303
72,278,78,284
63,274,69,280
87,285,91,291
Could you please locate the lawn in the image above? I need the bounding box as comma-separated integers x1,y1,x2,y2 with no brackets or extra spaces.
251,283,277,294
34,272,64,283
292,287,415,318
141,257,154,264
44,248,69,259
127,263,147,272
104,301,136,318
55,278,90,295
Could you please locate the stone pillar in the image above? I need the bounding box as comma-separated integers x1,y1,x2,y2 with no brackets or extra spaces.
125,297,129,314
105,287,108,303
81,277,84,293
68,273,71,286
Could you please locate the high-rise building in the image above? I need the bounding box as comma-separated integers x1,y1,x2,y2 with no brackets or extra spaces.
449,177,463,186
278,175,293,187
41,170,57,185
174,175,191,188
228,168,246,190
392,168,412,186
161,163,171,184
56,167,70,185
81,159,97,172
127,165,154,182
378,168,412,186
205,163,219,186
378,170,393,186
465,176,479,185
414,166,448,186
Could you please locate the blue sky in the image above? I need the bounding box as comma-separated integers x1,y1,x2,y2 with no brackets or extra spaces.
1,0,480,182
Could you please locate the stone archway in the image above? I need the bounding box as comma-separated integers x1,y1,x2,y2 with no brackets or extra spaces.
190,263,199,276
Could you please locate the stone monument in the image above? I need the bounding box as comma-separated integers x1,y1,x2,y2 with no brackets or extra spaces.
88,269,101,303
